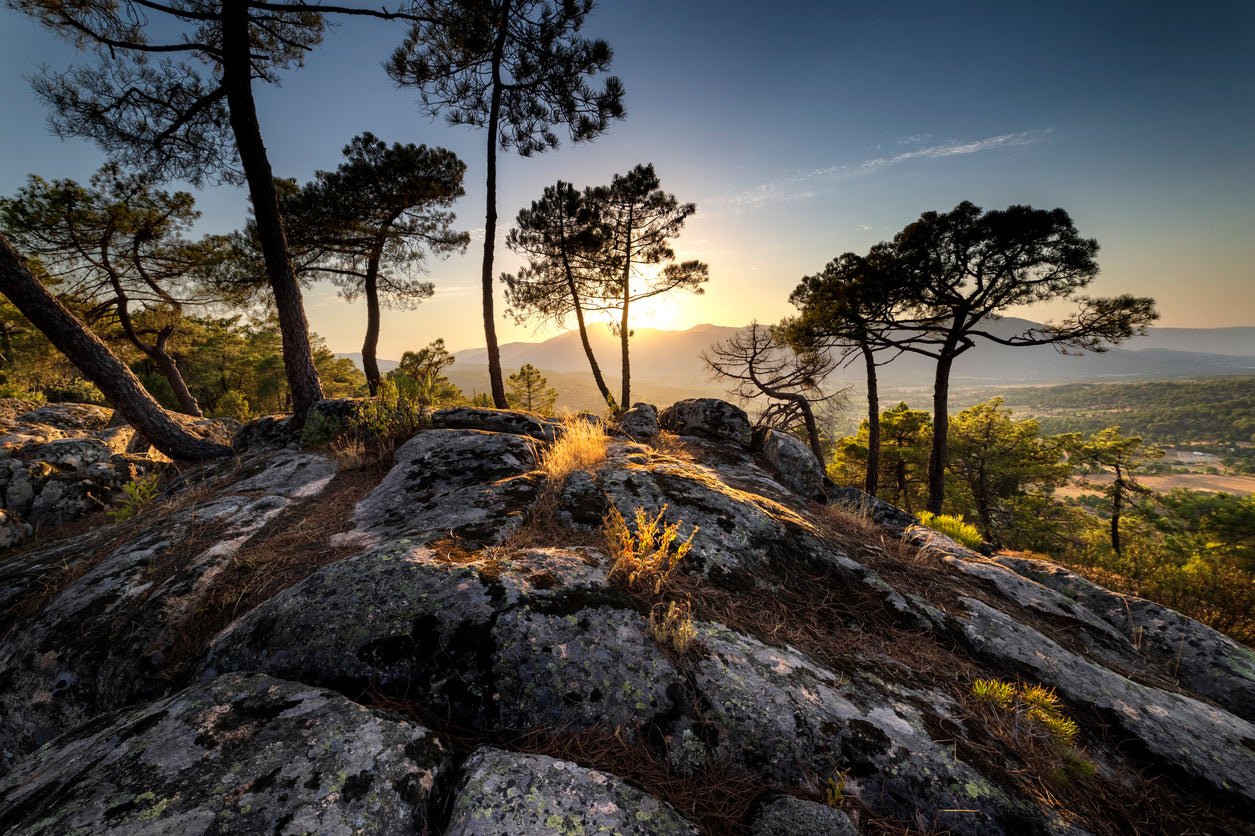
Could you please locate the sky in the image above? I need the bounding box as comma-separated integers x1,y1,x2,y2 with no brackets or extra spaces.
1,0,1252,358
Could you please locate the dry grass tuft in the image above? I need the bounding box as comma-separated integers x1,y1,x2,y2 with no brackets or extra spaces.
539,416,610,484
648,598,698,654
604,504,697,596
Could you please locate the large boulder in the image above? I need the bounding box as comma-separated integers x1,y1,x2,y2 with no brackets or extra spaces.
341,429,542,548
0,672,449,835
752,797,859,836
446,748,697,836
432,406,556,441
957,596,1255,810
203,545,684,737
618,402,660,439
15,403,113,433
754,427,824,499
658,398,753,447
0,450,337,773
995,555,1255,723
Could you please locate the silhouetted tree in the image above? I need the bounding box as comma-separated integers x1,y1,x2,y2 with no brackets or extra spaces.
388,0,625,409
287,133,469,395
0,233,230,460
701,322,839,464
507,363,558,414
503,181,616,410
887,201,1158,513
12,0,429,418
587,164,707,409
784,246,904,495
1,165,228,416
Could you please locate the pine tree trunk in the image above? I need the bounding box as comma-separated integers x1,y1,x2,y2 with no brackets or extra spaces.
221,0,322,420
927,351,954,514
1111,466,1124,557
619,212,633,412
561,250,615,411
481,8,511,409
0,234,230,460
151,339,203,417
799,399,823,464
861,342,880,497
362,252,383,397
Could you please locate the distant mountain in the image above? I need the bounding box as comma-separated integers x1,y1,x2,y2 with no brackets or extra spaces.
1123,326,1255,357
452,323,738,382
334,353,400,375
339,322,1255,412
450,320,1255,386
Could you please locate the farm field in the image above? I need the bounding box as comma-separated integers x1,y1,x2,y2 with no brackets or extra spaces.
1057,471,1255,499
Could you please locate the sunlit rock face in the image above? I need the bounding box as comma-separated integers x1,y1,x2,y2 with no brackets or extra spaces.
2,398,1254,834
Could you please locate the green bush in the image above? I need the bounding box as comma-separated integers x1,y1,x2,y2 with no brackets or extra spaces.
300,410,345,447
918,511,984,550
108,474,162,521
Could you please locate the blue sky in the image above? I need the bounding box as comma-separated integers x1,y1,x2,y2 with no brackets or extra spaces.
1,0,1252,357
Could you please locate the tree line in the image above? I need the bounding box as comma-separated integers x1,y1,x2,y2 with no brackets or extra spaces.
831,396,1254,642
0,0,709,459
706,200,1158,514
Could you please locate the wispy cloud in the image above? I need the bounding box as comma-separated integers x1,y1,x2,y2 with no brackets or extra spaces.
862,130,1049,169
707,129,1051,212
711,183,816,210
896,132,933,145
431,284,477,301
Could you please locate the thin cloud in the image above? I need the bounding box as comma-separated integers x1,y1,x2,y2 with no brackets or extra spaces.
431,284,476,301
896,132,933,145
708,129,1051,211
863,130,1049,169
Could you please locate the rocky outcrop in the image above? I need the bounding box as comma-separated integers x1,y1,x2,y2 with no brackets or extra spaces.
446,748,697,836
0,449,337,773
1,398,1253,835
0,672,448,835
754,427,824,500
0,403,170,546
340,428,541,548
432,406,557,441
659,398,753,447
995,554,1255,723
619,402,660,439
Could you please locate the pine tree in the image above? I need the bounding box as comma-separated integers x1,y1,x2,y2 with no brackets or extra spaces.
506,363,558,415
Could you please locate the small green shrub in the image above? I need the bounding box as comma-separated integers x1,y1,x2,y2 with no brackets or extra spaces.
109,474,162,521
971,678,1081,746
212,390,251,421
823,771,847,807
300,410,345,448
918,511,984,550
346,397,426,453
0,382,46,403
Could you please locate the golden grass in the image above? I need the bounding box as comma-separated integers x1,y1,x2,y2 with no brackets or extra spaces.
648,598,697,654
539,416,610,484
604,504,697,596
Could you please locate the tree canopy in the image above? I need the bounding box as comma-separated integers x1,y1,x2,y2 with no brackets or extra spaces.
284,133,469,394
388,0,625,408
503,180,616,410
587,163,707,409
1,164,228,415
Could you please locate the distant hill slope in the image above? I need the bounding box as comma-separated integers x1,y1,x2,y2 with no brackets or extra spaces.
339,321,1255,412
